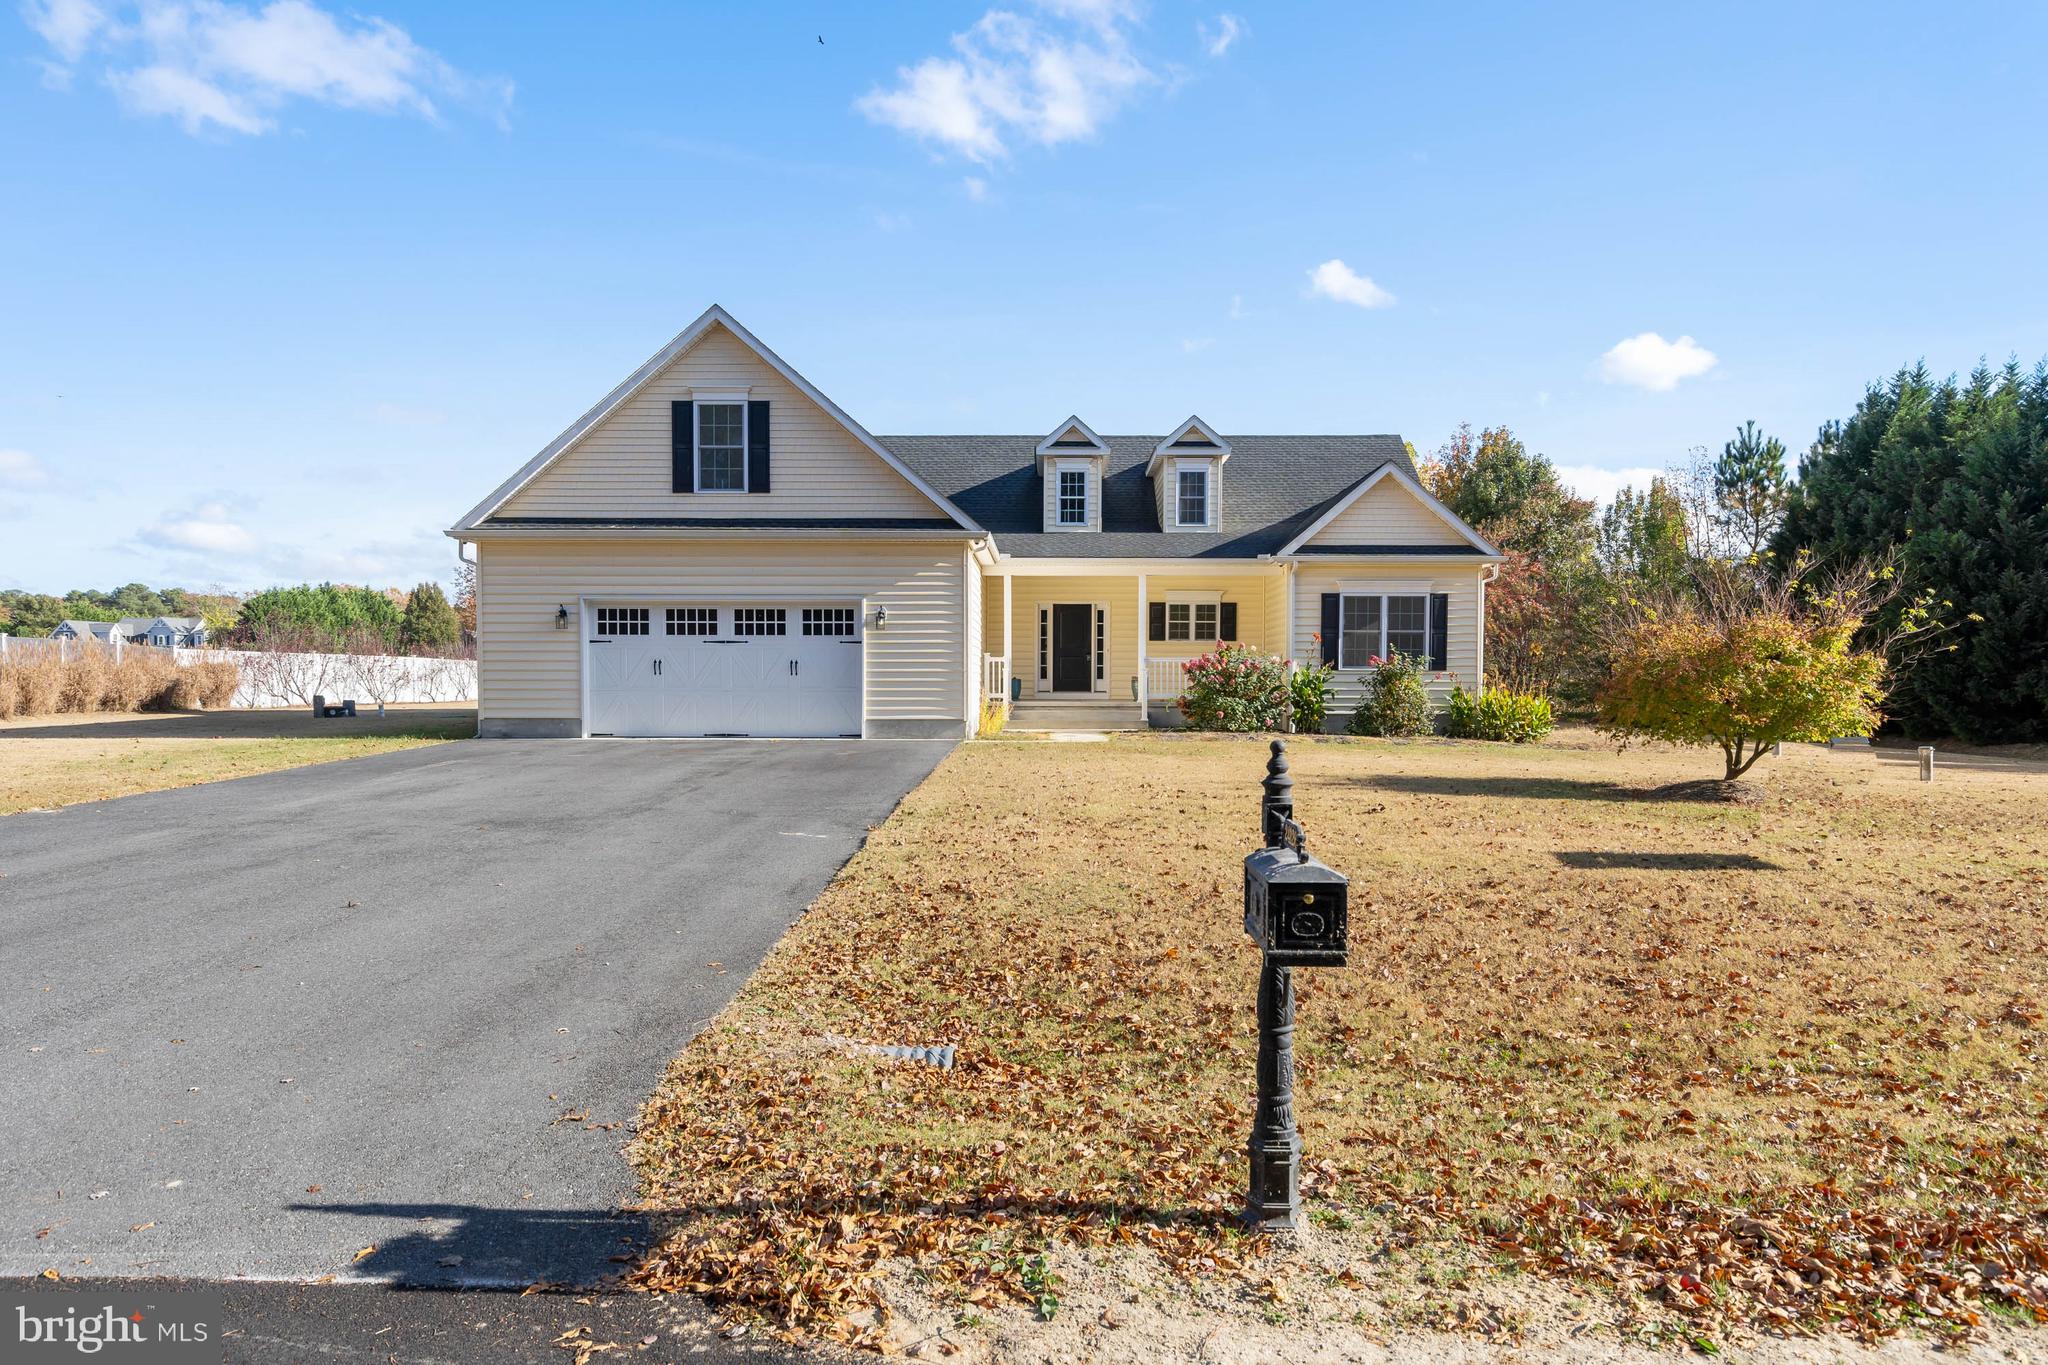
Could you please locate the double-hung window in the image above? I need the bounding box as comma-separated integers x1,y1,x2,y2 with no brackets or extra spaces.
696,402,746,491
1165,599,1221,641
1176,467,1209,527
1056,467,1088,526
1339,592,1429,668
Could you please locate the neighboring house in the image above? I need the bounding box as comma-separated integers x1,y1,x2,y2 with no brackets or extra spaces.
46,617,207,647
450,306,1502,740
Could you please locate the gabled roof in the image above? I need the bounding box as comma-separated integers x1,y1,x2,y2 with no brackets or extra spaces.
1146,416,1231,475
1272,463,1502,558
451,306,982,535
884,434,1423,559
1034,415,1109,458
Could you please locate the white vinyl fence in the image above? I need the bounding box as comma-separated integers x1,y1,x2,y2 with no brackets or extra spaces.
174,648,476,709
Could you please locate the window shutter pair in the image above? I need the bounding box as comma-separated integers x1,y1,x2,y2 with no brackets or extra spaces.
670,400,771,494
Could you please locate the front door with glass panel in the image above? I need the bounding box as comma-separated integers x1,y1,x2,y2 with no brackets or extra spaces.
1050,603,1093,693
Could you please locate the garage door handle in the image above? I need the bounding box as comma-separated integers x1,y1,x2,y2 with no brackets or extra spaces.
790,659,798,677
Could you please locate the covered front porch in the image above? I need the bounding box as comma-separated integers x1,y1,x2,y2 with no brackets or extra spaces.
979,560,1290,727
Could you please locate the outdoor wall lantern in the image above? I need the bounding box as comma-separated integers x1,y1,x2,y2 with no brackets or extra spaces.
871,605,888,630
1241,740,1350,1233
555,605,570,630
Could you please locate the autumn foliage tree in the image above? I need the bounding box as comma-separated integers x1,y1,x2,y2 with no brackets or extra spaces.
1597,558,1933,780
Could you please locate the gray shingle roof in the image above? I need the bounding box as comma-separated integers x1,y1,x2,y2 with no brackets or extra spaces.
883,434,1416,559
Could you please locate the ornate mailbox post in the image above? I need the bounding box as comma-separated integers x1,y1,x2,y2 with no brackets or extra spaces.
1242,740,1349,1232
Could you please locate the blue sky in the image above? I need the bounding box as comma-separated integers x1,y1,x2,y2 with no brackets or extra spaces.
2,1,2043,595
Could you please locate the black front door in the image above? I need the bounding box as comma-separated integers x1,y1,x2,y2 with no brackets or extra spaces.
1051,604,1092,692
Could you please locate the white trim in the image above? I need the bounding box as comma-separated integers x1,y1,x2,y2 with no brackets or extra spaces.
1135,572,1148,723
1273,463,1501,558
451,304,983,533
987,556,1271,575
1035,414,1109,457
457,526,975,542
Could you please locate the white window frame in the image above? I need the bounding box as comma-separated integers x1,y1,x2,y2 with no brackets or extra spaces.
1337,590,1430,669
1173,461,1211,528
693,392,749,494
1163,590,1224,644
1053,461,1090,528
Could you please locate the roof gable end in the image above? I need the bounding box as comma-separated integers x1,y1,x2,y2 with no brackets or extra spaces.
1275,464,1501,557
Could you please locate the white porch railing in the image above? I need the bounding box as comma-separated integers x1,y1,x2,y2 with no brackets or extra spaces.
1145,657,1189,700
983,653,1011,704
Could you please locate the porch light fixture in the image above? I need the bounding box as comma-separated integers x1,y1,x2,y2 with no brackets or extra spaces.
871,605,888,630
555,605,570,630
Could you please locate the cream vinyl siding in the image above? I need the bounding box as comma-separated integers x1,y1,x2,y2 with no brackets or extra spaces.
1145,572,1276,658
1290,562,1486,716
476,538,968,727
1305,478,1470,547
496,324,940,520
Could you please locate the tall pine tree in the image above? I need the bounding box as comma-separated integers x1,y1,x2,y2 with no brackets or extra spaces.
1773,361,2048,741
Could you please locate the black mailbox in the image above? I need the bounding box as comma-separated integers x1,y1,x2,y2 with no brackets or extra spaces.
1244,843,1348,967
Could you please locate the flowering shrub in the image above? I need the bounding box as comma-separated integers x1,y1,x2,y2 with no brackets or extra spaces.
1177,644,1288,731
1287,659,1336,732
1444,685,1554,742
1345,651,1433,737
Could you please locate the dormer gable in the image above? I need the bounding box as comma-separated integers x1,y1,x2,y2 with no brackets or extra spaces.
1036,416,1108,532
1149,416,1229,531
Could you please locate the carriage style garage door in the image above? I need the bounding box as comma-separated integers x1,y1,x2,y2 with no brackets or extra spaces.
585,603,863,738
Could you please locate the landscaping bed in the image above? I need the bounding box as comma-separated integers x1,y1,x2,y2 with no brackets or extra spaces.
627,729,2048,1352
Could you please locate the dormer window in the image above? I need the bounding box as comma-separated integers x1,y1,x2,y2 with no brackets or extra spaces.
1176,466,1210,527
1057,467,1089,525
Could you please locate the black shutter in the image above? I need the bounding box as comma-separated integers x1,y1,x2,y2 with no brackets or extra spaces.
671,401,694,493
1219,601,1238,642
1320,594,1340,666
747,400,770,493
1428,592,1449,671
1149,602,1167,641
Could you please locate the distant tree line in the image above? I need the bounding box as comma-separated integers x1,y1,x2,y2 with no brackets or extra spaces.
3,577,473,659
1421,354,2045,745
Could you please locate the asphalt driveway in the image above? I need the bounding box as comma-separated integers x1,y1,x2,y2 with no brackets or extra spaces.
0,738,952,1287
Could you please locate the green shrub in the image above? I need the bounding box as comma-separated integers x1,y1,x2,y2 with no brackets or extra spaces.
1287,661,1335,733
1178,644,1288,732
1444,685,1554,743
1345,652,1433,737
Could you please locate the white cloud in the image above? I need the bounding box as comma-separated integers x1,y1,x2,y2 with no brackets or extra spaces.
25,0,511,136
1180,336,1215,353
1228,293,1246,320
872,209,912,232
857,2,1153,163
1554,464,1667,508
24,0,104,60
1307,258,1395,309
1597,332,1718,392
0,449,51,487
1197,13,1243,57
962,174,988,201
142,500,259,554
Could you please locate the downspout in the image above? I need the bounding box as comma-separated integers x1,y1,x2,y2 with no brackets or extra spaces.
1477,561,1500,690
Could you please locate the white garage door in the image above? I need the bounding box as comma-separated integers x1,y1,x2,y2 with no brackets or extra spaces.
585,604,863,738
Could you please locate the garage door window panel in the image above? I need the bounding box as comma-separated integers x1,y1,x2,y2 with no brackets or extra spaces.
597,607,649,636
667,607,717,636
735,608,787,636
802,608,857,637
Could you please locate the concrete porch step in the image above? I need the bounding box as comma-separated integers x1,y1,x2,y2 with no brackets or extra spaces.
1006,700,1146,732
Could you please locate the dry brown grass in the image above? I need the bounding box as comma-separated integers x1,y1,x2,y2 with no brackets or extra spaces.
630,729,2048,1346
0,648,237,719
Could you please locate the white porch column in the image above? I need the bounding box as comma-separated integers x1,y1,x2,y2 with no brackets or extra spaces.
1001,572,1013,704
1136,572,1148,725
